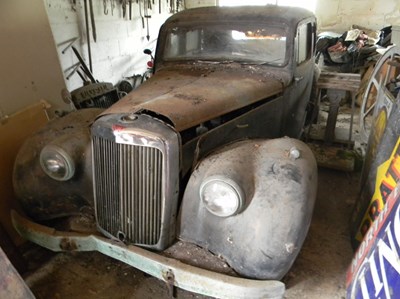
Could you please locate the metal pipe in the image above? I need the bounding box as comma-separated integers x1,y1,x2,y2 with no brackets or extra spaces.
72,46,96,83
61,37,79,54
65,62,81,80
89,0,97,42
83,0,93,73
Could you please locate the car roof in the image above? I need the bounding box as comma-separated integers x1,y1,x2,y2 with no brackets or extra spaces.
165,5,315,27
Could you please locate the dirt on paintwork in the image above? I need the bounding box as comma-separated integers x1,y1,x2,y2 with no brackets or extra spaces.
21,167,358,299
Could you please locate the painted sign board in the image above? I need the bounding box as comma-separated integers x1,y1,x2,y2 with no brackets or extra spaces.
346,182,400,298
350,78,400,248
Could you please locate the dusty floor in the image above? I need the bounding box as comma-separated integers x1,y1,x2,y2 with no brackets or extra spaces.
21,167,359,299
283,168,357,299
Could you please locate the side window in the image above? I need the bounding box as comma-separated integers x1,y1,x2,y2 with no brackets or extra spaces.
296,22,314,65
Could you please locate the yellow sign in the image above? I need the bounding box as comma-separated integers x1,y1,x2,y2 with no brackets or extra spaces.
356,137,400,241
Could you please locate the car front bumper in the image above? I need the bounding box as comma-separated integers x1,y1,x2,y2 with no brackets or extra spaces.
11,210,285,299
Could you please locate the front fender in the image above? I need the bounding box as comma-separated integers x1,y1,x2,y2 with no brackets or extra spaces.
178,138,317,280
13,108,103,220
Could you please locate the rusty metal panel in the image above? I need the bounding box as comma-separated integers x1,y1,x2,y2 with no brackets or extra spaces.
101,68,283,131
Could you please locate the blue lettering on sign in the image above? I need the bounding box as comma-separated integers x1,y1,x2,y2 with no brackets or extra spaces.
347,185,400,298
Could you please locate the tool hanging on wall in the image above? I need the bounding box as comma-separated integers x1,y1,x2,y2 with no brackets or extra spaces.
65,62,81,80
65,62,87,84
121,0,127,18
76,70,87,83
111,0,115,15
139,0,145,28
159,0,161,14
72,46,97,83
88,0,97,42
169,0,180,13
71,0,77,12
83,0,93,72
61,37,79,54
129,0,132,20
103,0,108,15
144,0,152,41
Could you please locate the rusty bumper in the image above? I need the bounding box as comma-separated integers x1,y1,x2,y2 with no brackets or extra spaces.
11,211,285,299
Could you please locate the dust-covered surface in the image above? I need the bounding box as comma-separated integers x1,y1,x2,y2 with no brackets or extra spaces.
24,250,211,299
20,168,358,299
162,241,238,277
283,168,358,299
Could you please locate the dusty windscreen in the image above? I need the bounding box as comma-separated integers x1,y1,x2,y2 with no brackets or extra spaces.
163,23,287,66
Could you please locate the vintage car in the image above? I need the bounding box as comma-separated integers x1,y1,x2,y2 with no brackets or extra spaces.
12,6,318,299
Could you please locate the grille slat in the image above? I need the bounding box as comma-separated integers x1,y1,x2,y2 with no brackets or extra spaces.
93,136,163,245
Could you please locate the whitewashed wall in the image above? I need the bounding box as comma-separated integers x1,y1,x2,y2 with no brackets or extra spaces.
185,0,216,8
185,0,400,34
315,0,400,32
45,0,173,92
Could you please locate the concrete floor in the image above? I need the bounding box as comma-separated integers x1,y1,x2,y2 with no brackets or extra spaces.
21,167,359,299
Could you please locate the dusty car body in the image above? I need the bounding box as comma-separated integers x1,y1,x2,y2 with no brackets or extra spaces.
13,6,318,298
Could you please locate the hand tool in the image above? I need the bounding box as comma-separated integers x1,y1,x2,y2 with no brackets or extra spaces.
139,0,145,28
83,0,93,72
72,46,96,83
122,0,127,18
144,0,151,40
89,0,97,42
111,0,115,15
104,0,108,14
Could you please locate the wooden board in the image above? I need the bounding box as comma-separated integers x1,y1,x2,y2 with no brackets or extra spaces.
0,101,49,245
317,72,361,92
356,64,375,107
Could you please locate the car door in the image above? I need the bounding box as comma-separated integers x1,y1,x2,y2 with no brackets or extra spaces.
283,20,317,138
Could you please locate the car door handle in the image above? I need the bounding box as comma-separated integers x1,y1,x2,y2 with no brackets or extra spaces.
294,76,304,82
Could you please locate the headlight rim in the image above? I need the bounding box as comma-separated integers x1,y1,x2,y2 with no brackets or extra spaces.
39,144,75,181
199,175,244,218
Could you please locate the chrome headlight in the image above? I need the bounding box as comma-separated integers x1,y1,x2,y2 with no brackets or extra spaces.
200,176,244,217
40,145,75,181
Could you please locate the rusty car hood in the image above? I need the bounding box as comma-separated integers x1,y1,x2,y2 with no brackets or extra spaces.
102,67,283,131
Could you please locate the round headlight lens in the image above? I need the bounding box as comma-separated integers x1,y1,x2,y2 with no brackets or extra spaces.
40,145,75,181
200,177,244,217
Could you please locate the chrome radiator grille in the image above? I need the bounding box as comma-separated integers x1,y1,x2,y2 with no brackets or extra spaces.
93,136,163,245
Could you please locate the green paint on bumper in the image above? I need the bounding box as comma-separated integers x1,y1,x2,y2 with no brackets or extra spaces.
11,210,285,299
